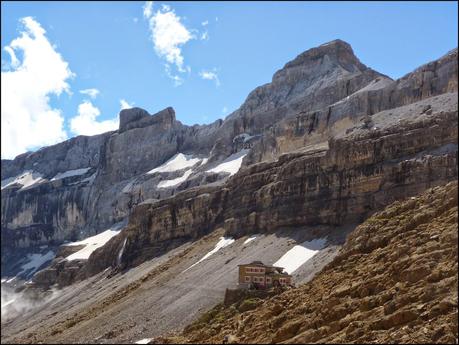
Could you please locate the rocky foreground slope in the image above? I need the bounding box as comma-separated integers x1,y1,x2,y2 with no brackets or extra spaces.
157,181,458,344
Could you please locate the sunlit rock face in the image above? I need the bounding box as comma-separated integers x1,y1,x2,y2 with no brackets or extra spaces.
1,40,457,288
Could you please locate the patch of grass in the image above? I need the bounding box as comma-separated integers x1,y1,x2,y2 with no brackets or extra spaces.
238,298,262,312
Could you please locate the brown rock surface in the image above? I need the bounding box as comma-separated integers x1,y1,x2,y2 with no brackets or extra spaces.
162,181,458,344
88,101,457,275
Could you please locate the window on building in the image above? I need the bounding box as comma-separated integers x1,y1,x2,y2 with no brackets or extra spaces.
245,276,251,282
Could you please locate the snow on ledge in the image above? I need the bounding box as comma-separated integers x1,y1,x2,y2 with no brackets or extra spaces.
206,149,249,176
51,167,91,181
19,250,55,276
64,225,124,261
273,237,327,274
157,169,193,189
1,171,44,190
183,236,235,272
147,153,201,174
135,339,152,344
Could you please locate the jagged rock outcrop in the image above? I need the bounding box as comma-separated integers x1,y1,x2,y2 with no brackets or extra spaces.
158,181,458,344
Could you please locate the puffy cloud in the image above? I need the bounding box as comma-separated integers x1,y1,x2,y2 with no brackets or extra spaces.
199,69,220,87
201,20,209,26
1,17,73,159
143,1,194,83
70,101,118,136
79,88,99,99
143,1,154,19
120,99,134,110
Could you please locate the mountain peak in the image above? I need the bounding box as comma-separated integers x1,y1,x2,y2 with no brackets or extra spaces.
119,106,175,133
278,39,367,75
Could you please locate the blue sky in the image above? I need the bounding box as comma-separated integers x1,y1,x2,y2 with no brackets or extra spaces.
1,1,457,159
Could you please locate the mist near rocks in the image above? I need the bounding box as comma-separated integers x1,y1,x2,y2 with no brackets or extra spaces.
1,283,60,321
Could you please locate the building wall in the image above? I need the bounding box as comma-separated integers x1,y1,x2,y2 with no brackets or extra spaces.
238,265,292,287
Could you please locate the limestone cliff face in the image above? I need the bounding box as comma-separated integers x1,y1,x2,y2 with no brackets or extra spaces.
214,40,387,153
90,103,456,273
1,40,458,283
246,47,459,163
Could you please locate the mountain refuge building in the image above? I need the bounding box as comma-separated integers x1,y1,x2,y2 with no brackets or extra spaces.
238,261,293,289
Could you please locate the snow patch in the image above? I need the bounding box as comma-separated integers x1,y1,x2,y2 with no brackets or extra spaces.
117,238,127,266
64,225,123,261
135,339,152,344
147,153,201,174
184,237,235,272
273,238,327,274
243,235,258,245
50,167,91,181
1,171,44,190
19,250,55,276
206,149,249,176
233,133,255,143
157,169,193,189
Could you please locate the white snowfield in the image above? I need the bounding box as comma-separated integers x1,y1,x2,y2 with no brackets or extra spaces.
51,167,91,181
19,250,55,276
1,171,44,190
206,149,249,176
64,227,123,261
273,237,327,274
135,339,152,344
157,169,193,189
147,153,202,174
183,236,235,272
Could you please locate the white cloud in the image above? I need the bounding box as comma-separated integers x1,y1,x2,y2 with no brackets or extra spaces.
165,63,184,87
133,17,139,23
199,69,220,87
4,46,19,68
79,88,99,99
1,17,73,159
201,20,209,26
120,99,134,110
70,101,118,136
143,1,154,19
200,31,209,41
143,2,194,83
222,106,228,114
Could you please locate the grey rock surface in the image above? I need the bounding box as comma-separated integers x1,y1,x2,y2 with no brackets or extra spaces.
1,40,457,283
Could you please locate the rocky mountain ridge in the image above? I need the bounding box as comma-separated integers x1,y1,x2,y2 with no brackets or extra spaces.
1,39,400,277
